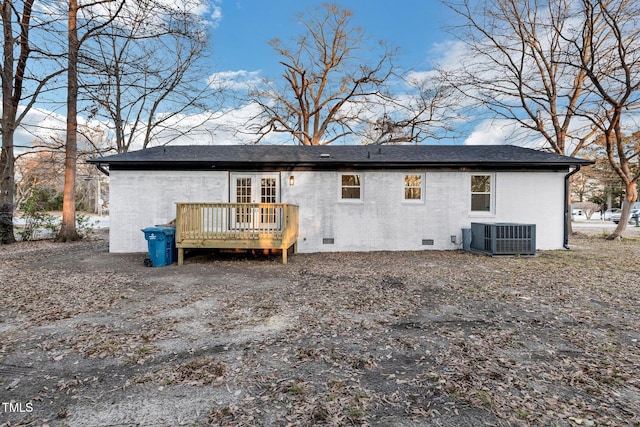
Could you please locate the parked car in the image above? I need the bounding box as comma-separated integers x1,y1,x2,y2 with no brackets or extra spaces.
611,208,640,224
603,208,621,221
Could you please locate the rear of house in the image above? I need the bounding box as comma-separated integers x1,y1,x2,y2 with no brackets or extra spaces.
89,144,591,255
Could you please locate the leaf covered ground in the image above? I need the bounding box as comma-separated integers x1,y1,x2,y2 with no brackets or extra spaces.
1,228,639,426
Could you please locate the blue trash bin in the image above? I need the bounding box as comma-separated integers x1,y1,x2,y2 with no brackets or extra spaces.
142,226,177,267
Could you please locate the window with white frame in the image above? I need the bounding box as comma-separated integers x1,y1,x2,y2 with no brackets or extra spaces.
471,174,492,212
404,174,422,200
341,174,361,199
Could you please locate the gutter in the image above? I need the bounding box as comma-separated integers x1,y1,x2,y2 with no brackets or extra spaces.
564,165,582,249
98,160,574,172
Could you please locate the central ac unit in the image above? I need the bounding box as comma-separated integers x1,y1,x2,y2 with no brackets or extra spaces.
470,223,536,255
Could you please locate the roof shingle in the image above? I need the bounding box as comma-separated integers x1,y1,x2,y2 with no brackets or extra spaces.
88,144,592,171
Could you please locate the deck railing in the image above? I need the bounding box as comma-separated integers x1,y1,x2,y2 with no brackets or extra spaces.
175,203,299,264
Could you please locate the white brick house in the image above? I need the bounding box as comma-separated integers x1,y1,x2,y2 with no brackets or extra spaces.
89,144,591,255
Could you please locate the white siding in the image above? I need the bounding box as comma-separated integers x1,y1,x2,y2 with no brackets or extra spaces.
108,168,567,253
491,171,565,250
280,170,567,253
109,170,229,253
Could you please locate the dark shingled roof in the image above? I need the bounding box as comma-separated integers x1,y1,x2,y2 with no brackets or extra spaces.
88,144,592,171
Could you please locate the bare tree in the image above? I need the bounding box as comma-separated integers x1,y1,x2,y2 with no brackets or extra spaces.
444,0,640,238
362,74,462,145
573,142,624,211
445,1,638,240
14,120,110,212
14,147,64,208
84,0,216,153
573,0,640,239
56,0,124,242
1,0,64,243
251,3,397,145
445,0,598,155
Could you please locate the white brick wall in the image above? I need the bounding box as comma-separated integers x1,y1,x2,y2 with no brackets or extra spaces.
281,170,565,252
109,170,229,253
108,168,567,253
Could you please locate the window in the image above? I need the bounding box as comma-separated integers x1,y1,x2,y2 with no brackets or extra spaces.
404,175,422,200
471,174,492,212
341,174,361,199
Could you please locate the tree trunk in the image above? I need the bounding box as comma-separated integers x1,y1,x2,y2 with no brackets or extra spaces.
1,0,16,244
0,135,16,244
56,0,80,242
566,188,574,237
607,181,638,240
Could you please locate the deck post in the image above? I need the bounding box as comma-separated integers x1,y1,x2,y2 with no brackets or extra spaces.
178,248,184,266
282,247,288,264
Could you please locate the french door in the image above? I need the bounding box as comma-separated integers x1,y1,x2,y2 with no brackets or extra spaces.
231,174,279,230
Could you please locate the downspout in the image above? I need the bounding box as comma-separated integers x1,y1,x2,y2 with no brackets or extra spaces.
95,163,110,176
564,165,581,249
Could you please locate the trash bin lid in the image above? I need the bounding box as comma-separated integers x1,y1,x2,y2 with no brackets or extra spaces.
142,226,176,235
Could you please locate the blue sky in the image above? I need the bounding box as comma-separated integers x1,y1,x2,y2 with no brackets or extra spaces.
16,1,510,148
210,1,461,79
192,1,502,145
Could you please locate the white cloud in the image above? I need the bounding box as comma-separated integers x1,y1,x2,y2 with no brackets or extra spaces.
14,107,66,151
464,119,550,148
14,106,121,150
39,0,224,32
142,0,222,29
464,120,512,145
117,101,287,149
428,40,471,70
210,3,223,25
403,70,438,88
208,70,263,92
139,0,217,19
12,98,288,156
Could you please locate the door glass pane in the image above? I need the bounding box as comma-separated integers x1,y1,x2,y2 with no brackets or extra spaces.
261,178,277,203
236,177,252,222
261,178,277,223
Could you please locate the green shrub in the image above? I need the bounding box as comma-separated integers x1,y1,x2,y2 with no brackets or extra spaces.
19,189,95,240
20,186,63,212
18,201,59,241
76,214,95,239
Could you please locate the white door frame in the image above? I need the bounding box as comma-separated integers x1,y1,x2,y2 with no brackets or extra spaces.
230,173,280,230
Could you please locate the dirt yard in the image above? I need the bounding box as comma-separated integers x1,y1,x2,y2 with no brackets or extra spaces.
1,226,639,427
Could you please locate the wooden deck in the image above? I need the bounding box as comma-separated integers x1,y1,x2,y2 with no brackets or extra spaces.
175,203,299,265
